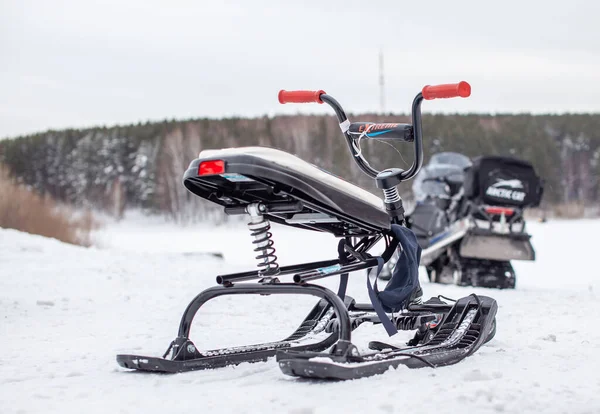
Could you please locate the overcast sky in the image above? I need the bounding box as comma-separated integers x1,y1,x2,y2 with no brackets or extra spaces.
1,0,599,138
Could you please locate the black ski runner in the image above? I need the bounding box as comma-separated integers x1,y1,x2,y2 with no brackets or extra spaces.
276,294,497,380
117,295,345,373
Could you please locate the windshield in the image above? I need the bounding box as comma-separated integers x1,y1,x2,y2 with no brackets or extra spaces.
412,153,472,199
429,152,472,169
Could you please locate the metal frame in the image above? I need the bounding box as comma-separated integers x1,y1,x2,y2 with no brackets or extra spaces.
117,88,477,375
176,283,352,344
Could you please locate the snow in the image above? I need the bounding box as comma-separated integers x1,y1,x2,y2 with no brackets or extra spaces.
1,216,599,414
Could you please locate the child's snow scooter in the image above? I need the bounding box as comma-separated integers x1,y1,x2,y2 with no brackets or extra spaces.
117,82,498,380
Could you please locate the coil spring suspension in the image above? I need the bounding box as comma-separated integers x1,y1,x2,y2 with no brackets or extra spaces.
382,186,401,203
247,203,280,276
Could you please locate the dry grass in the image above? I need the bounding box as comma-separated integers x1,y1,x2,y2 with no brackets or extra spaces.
525,202,600,221
0,165,100,246
551,202,586,219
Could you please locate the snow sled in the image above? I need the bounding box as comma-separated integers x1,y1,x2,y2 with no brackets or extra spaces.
382,153,543,289
117,82,498,380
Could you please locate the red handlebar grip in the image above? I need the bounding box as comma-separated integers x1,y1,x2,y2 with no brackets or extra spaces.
278,90,326,104
422,81,471,100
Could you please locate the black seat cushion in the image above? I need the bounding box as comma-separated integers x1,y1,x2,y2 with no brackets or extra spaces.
185,147,390,230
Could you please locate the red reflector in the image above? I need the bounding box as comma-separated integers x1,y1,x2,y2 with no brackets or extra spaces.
485,206,515,216
198,160,225,176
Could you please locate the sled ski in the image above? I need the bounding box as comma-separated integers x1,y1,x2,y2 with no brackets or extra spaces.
117,283,352,373
277,294,497,380
117,82,500,380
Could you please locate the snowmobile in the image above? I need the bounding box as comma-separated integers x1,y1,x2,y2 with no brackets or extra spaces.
117,82,498,380
380,152,543,288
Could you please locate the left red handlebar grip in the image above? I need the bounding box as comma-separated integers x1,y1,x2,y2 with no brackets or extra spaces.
278,90,326,104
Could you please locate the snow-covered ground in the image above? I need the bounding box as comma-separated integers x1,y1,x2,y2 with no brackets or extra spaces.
1,215,599,414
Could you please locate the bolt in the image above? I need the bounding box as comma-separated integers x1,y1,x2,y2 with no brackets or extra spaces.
186,344,196,354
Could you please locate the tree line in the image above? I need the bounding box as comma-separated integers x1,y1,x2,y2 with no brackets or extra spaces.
1,112,598,221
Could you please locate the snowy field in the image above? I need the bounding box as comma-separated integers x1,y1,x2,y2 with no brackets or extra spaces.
1,215,599,414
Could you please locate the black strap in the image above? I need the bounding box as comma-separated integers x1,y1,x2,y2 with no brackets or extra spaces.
366,257,398,336
337,273,349,299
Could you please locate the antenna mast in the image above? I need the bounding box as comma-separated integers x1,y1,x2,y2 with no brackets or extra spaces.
379,49,385,114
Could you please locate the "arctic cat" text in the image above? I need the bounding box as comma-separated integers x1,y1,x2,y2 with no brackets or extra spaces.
485,187,526,201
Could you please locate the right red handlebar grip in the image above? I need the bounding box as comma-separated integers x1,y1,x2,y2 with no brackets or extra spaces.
422,81,471,100
278,90,326,104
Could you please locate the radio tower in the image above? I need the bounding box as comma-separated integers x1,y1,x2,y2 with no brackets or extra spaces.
379,49,385,114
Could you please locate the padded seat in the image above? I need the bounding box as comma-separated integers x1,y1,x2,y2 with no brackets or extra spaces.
191,147,390,230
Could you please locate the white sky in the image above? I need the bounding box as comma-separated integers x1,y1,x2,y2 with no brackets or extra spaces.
1,0,599,138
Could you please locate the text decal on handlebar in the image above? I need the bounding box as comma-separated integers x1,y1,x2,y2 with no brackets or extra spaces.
348,122,414,142
357,123,401,133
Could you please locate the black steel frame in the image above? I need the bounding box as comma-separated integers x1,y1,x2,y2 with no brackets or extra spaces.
178,283,352,343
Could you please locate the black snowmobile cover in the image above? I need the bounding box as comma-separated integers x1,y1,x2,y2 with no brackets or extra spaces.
463,156,543,207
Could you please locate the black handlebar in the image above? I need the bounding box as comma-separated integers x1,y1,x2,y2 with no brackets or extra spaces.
279,84,469,223
319,93,425,182
280,83,470,184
